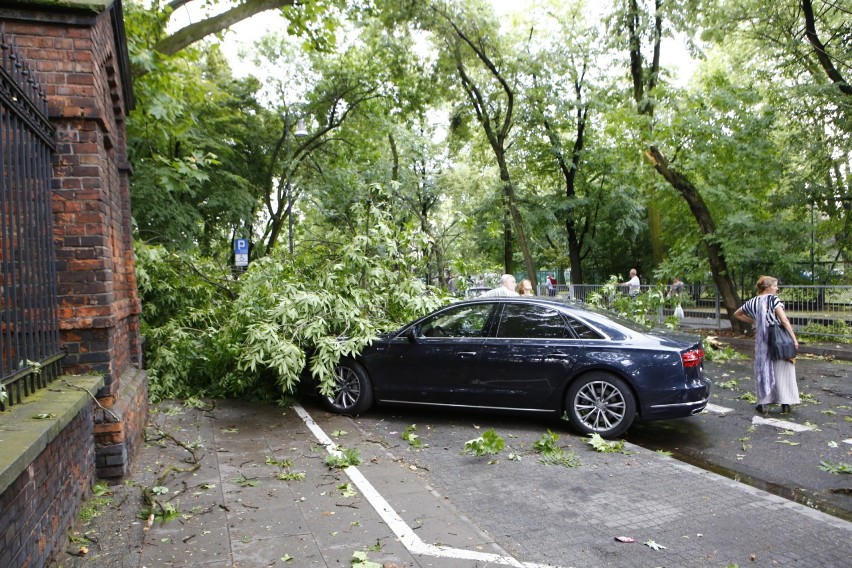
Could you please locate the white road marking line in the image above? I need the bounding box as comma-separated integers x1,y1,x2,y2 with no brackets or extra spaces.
751,416,816,432
705,403,734,414
842,438,852,446
293,403,558,568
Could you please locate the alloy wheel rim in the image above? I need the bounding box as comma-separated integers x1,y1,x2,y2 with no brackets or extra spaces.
330,367,361,409
574,380,626,432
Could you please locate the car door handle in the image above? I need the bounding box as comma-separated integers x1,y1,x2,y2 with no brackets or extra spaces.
457,351,478,358
547,353,573,361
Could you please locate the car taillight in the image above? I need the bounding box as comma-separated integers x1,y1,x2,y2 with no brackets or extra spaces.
682,348,704,368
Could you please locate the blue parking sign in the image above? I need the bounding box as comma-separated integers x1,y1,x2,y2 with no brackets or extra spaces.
234,239,249,267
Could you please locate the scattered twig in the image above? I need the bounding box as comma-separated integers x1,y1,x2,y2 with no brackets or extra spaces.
61,379,120,422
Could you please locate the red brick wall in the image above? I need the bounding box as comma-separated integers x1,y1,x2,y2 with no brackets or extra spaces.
5,7,140,388
2,2,147,478
0,405,95,568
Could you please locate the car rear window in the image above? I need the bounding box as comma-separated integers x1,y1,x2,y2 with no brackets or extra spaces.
563,315,604,339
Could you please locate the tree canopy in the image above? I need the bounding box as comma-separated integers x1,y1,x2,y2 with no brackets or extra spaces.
125,0,852,399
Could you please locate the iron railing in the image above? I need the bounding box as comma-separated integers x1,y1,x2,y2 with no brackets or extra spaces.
564,283,852,340
0,29,63,410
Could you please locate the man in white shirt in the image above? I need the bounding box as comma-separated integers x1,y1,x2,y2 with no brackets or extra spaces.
620,268,640,298
480,274,520,297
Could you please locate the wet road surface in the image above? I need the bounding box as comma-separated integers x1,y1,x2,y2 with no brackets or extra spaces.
625,355,852,521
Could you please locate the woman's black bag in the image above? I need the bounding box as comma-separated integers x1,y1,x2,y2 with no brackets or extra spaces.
766,298,796,360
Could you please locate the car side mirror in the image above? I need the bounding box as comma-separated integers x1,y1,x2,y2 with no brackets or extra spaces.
406,327,419,343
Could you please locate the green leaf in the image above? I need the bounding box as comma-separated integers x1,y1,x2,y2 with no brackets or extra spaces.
231,474,260,487
586,433,628,454
463,429,505,457
819,460,852,474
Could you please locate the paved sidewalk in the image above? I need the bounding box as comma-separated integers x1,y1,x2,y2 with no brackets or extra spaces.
63,398,851,568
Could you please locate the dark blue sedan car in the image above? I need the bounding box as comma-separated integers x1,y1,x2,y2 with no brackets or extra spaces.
320,297,709,437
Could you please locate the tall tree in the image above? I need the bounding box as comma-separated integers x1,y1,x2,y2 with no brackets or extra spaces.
608,0,746,329
429,2,537,284
518,1,606,284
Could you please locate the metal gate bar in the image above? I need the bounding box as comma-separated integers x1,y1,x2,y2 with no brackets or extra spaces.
0,29,63,410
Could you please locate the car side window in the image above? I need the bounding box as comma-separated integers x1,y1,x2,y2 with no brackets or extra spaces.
420,303,493,338
495,303,569,339
564,315,604,339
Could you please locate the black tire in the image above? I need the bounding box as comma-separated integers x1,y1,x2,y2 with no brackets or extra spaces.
322,360,374,415
565,372,636,438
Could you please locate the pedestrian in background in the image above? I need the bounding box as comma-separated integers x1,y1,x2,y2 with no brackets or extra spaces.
620,268,641,298
667,276,684,299
668,276,685,319
733,275,800,414
480,274,520,297
517,278,534,296
546,273,557,296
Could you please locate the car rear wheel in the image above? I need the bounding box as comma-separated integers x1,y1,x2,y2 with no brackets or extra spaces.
565,373,635,438
323,360,374,415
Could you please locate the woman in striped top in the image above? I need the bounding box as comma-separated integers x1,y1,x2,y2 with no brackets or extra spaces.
733,275,800,414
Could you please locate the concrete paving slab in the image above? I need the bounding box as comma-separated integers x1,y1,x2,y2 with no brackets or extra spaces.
62,397,851,568
231,533,328,567
140,509,231,566
226,501,309,538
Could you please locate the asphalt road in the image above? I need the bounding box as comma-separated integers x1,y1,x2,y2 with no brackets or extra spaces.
342,353,852,523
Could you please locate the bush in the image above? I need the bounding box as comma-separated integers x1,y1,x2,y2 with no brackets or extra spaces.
798,321,852,343
585,276,670,328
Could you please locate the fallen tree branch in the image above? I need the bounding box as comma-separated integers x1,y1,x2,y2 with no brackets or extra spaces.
61,379,120,423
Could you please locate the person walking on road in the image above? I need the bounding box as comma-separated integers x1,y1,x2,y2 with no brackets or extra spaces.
733,275,800,414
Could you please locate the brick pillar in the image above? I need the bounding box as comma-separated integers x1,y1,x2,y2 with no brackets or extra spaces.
3,0,147,477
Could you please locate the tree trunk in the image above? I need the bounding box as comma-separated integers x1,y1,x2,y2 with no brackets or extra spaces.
496,154,533,282
542,108,586,284
626,0,665,263
644,146,746,332
436,7,535,286
801,0,852,96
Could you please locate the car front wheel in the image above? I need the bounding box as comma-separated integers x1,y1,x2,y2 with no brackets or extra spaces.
322,360,374,415
565,373,636,438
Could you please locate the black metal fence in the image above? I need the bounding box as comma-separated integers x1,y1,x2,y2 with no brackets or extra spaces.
0,30,63,410
569,283,852,340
